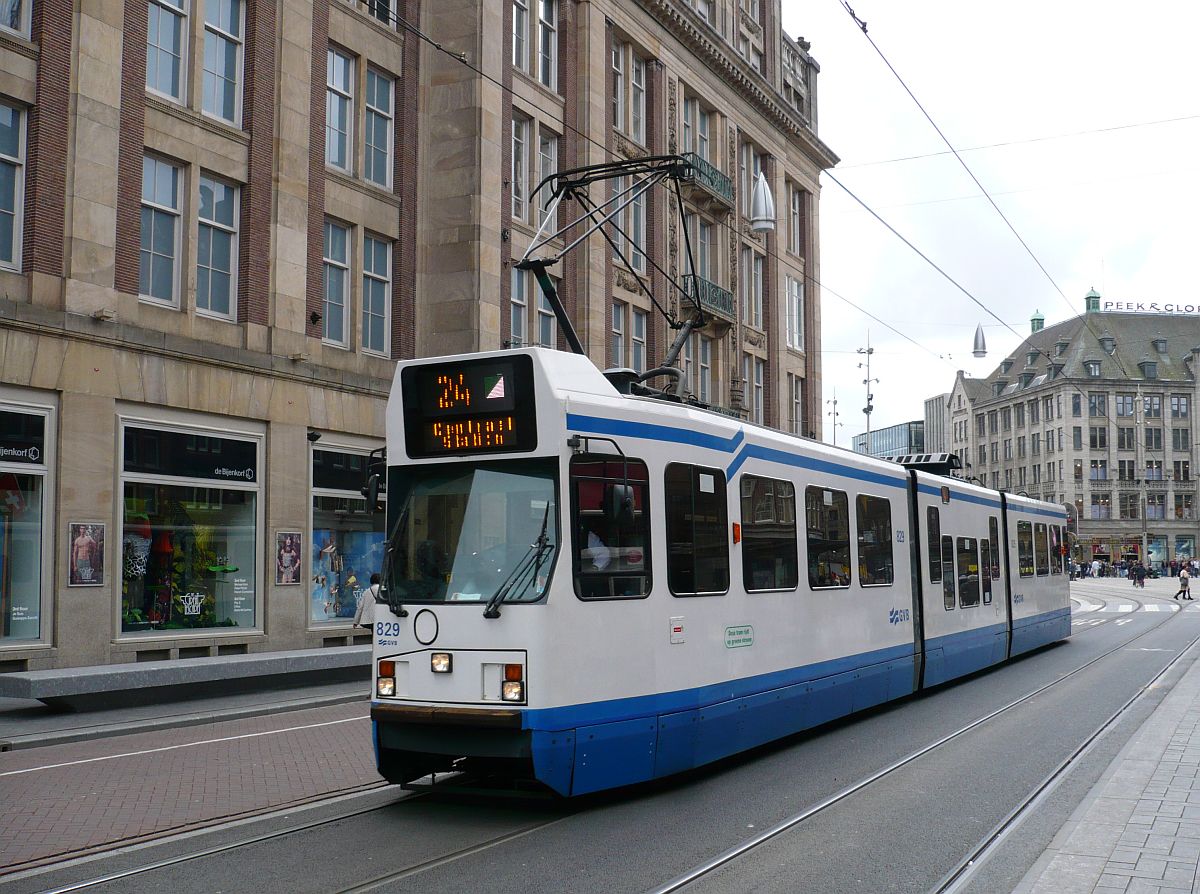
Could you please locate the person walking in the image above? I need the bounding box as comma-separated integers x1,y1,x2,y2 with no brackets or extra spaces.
1135,561,1147,588
1175,567,1192,601
355,572,381,627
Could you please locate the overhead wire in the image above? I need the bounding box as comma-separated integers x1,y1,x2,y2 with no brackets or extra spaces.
374,2,953,366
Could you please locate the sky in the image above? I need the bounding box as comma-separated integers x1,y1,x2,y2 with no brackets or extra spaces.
778,1,1200,448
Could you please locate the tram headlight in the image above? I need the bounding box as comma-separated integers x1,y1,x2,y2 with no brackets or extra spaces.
502,680,524,702
377,660,396,697
431,652,453,674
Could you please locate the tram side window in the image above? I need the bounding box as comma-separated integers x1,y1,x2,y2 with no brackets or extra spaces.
1017,521,1035,577
740,475,798,591
958,537,981,607
980,539,993,604
665,464,729,595
1050,524,1063,575
927,507,941,582
857,495,894,585
806,486,851,588
1034,522,1049,575
941,535,955,609
571,456,652,599
989,516,1001,579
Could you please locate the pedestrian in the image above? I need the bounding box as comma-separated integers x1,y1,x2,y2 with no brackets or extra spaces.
1135,561,1147,588
355,572,381,627
1175,567,1192,601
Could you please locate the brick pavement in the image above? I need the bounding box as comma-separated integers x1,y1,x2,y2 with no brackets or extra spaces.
1015,600,1200,893
0,701,378,873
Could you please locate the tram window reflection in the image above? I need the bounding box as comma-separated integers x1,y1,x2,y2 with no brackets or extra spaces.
1034,522,1049,575
942,535,955,609
957,536,980,608
740,475,798,592
806,486,851,589
856,495,893,586
927,507,941,582
666,463,729,596
1017,521,1035,577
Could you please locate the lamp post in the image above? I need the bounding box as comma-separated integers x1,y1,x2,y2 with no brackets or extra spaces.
857,334,878,452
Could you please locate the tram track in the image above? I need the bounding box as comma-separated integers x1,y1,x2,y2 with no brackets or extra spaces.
646,594,1190,894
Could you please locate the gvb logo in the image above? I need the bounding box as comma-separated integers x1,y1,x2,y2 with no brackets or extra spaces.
889,607,911,625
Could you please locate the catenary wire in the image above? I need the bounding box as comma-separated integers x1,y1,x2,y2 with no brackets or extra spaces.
375,3,953,366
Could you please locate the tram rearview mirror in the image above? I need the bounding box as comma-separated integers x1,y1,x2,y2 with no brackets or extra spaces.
362,473,381,511
604,484,636,526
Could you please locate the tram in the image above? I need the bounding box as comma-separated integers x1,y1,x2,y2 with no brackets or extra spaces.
366,347,1071,797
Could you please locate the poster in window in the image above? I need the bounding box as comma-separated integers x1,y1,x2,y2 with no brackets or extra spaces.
276,531,302,585
68,522,105,587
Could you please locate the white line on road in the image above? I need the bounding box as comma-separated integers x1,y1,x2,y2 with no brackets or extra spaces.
0,715,368,778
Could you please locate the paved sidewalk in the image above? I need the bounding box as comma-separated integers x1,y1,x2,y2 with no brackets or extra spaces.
1015,622,1200,893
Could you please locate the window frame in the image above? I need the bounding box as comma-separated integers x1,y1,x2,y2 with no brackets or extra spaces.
201,0,245,126
856,494,894,587
361,232,391,356
806,485,851,589
571,455,653,601
325,47,355,174
147,0,188,103
0,100,24,272
740,474,798,593
665,463,730,596
196,171,239,320
139,153,183,307
364,67,395,189
537,0,557,91
321,218,351,347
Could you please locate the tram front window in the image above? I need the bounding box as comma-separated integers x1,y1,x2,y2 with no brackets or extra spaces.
385,461,558,604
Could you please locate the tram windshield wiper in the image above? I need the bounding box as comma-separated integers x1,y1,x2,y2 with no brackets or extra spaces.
379,505,410,617
483,502,553,619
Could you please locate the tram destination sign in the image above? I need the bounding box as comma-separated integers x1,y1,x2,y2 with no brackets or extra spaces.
402,355,538,458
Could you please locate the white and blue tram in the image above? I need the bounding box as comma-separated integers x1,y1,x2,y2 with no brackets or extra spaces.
369,348,1070,796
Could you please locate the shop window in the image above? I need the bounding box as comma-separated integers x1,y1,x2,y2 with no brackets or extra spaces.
572,456,651,599
806,485,849,588
740,475,797,591
0,408,47,641
311,449,386,622
121,425,259,633
666,463,728,595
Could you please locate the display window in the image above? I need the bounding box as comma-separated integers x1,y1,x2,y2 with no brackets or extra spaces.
120,423,260,634
0,407,49,642
310,448,385,623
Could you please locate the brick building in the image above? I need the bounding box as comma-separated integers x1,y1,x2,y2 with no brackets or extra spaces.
0,0,833,669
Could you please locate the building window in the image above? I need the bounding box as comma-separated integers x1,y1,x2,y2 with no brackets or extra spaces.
1089,459,1107,480
611,301,624,367
1071,394,1081,417
682,96,711,161
322,220,350,346
202,0,243,124
1146,428,1163,451
1175,460,1191,482
120,423,261,633
511,266,528,348
147,0,187,101
1085,361,1100,377
1119,493,1138,520
1176,495,1194,520
788,374,803,434
788,184,805,257
1072,426,1082,450
1147,460,1164,480
1118,427,1135,450
511,113,528,220
612,42,647,144
1147,493,1166,520
536,293,555,348
1090,493,1111,520
1004,439,1013,460
613,175,646,271
1089,426,1107,449
310,448,385,623
631,307,646,372
1174,428,1191,452
196,174,238,319
698,335,712,403
1145,394,1162,418
786,276,804,350
537,0,557,90
1172,395,1190,419
139,155,181,306
362,234,390,355
0,0,29,36
1001,408,1011,431
739,141,765,217
512,0,527,69
364,0,393,27
0,101,23,270
1088,393,1106,417
364,69,394,189
1118,459,1136,480
0,407,48,642
743,353,764,424
1115,394,1134,416
537,129,558,226
326,49,354,173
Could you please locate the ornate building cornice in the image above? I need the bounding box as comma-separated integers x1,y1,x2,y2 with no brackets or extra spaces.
635,0,839,169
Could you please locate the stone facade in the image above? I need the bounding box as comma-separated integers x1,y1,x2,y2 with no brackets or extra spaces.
0,0,834,670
